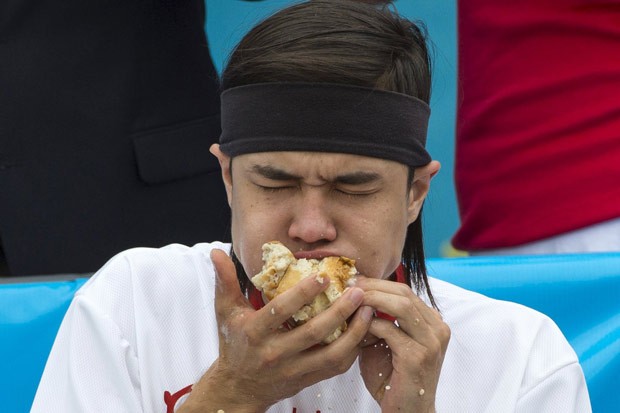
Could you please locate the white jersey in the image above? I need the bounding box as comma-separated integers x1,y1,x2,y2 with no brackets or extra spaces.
32,243,591,412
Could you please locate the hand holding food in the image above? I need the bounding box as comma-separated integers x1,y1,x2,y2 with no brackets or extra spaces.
181,247,372,412
251,241,358,343
356,276,450,412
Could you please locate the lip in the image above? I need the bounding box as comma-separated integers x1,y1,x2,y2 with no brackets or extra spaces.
293,250,340,260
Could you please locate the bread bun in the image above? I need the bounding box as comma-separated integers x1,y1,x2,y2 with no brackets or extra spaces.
251,241,357,343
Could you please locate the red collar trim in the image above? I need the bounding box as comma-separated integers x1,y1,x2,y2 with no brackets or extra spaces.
249,283,265,310
395,262,406,283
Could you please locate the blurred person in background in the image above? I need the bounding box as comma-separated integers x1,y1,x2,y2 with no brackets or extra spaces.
452,0,620,255
0,0,395,277
1,0,290,276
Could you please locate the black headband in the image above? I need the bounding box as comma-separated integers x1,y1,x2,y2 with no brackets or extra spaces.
219,82,431,168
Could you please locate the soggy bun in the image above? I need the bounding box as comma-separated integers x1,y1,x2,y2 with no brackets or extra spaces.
251,241,357,343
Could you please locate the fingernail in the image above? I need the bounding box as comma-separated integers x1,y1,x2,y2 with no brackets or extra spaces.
314,274,326,285
360,306,373,322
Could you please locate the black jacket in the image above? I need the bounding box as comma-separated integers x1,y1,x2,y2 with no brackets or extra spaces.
0,0,230,275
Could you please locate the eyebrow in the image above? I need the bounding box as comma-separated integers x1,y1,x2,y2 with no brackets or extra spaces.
250,165,300,180
250,165,381,185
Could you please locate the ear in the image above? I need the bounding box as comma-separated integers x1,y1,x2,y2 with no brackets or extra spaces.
407,160,441,224
210,144,233,206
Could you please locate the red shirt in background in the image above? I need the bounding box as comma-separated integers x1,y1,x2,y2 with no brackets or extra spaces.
453,0,620,250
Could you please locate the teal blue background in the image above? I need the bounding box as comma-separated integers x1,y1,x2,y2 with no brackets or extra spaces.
206,0,459,258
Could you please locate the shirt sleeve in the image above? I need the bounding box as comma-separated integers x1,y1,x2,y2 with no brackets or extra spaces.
31,256,144,412
515,362,591,412
515,314,592,413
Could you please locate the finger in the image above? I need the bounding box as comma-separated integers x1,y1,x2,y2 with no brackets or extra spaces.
246,304,371,389
331,304,373,347
287,307,369,378
356,276,426,304
256,272,331,332
368,317,423,353
211,249,251,319
369,316,449,379
285,303,373,374
363,291,445,348
368,317,447,403
281,287,367,352
357,276,443,325
305,344,360,378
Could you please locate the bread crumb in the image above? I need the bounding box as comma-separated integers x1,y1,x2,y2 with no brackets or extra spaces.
219,324,231,344
270,307,275,315
385,385,391,390
419,389,425,396
378,373,382,377
315,274,325,284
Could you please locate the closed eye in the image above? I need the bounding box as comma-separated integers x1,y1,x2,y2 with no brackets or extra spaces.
334,188,377,198
255,184,296,193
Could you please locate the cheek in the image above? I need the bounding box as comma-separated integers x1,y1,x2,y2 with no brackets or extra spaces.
347,205,408,279
231,192,290,277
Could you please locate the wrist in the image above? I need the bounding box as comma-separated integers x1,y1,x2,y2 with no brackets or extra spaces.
178,361,271,413
178,398,265,413
178,390,268,413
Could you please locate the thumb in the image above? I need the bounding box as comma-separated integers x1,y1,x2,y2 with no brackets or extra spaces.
211,249,249,317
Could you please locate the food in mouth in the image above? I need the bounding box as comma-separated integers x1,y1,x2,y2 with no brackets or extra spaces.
251,241,358,343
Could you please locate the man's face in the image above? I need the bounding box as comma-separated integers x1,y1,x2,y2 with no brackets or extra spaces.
212,146,435,280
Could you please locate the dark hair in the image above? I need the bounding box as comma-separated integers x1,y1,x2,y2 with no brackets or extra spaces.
223,0,436,307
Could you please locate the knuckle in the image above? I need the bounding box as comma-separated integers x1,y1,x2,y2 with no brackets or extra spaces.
399,283,413,295
302,321,324,342
430,307,442,317
438,323,451,345
418,346,440,369
280,364,297,380
260,346,283,368
267,301,283,317
322,352,349,374
242,323,263,345
333,301,354,320
428,336,442,353
297,286,313,304
334,358,353,374
298,282,320,304
363,290,378,304
323,342,358,374
440,321,451,337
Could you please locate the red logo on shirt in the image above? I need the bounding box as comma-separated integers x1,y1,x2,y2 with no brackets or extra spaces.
164,385,193,413
164,387,321,413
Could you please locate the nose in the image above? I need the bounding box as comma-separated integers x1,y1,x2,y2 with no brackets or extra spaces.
287,190,337,244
